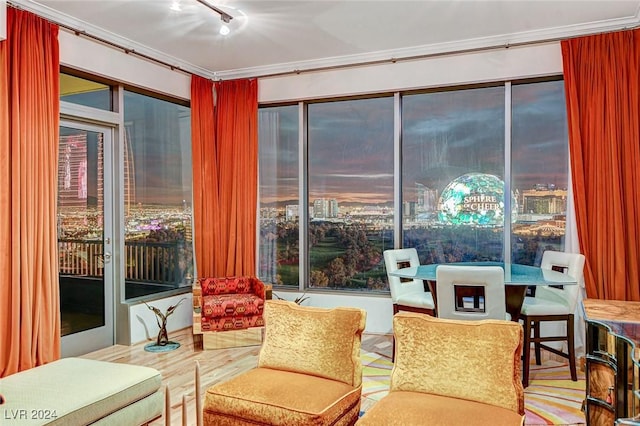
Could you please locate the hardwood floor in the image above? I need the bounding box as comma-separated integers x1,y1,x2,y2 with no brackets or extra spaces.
80,328,393,426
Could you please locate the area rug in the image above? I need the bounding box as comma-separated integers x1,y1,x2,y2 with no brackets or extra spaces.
360,351,586,425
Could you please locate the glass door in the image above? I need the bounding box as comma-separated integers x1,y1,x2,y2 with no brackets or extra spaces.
58,121,114,357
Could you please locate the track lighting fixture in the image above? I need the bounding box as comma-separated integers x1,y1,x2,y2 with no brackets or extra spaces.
194,0,233,24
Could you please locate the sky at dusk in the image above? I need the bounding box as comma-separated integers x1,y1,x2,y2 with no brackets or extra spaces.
259,79,568,205
61,88,193,207
62,77,568,207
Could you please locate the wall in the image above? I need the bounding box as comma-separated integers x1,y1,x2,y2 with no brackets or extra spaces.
59,30,190,100
58,30,564,336
258,42,563,103
273,291,392,334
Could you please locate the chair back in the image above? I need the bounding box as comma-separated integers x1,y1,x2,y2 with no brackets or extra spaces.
391,312,525,416
199,276,265,298
536,250,585,312
383,248,424,303
258,300,366,387
435,265,507,320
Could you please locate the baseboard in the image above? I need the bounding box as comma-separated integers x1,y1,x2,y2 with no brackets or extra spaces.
202,327,264,350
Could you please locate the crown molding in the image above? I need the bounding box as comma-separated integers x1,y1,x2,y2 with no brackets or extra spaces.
9,0,640,81
9,0,214,78
215,10,640,80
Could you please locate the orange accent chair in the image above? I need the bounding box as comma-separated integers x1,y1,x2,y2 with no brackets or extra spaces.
357,313,525,426
203,300,367,426
199,276,266,332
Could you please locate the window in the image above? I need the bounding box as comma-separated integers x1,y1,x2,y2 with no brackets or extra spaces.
257,79,567,293
307,98,394,291
511,80,568,266
401,86,505,264
258,105,299,287
123,90,193,299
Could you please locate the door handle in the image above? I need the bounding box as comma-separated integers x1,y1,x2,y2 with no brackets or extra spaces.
103,252,112,262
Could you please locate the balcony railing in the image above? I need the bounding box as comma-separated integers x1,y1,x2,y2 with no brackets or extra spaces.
58,239,185,286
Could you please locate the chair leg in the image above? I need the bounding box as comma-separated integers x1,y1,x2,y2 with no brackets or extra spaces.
392,305,399,362
196,361,202,426
392,337,395,363
533,320,542,365
522,315,532,388
567,314,577,382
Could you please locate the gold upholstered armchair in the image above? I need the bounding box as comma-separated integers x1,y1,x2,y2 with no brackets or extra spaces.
357,313,525,426
203,299,367,426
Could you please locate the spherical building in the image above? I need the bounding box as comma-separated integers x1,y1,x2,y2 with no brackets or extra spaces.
437,173,517,226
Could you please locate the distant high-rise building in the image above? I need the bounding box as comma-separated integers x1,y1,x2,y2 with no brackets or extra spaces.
403,201,416,217
123,126,136,215
328,199,339,218
58,134,88,209
313,198,339,218
286,204,299,221
416,183,438,213
521,188,567,215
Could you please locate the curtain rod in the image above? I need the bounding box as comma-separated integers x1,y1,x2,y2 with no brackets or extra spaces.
7,2,205,79
7,2,640,82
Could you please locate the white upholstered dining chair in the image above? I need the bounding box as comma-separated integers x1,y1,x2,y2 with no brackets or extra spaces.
384,248,436,316
383,248,436,361
435,265,510,321
519,250,585,387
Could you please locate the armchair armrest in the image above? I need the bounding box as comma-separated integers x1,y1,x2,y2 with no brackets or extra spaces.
250,277,266,299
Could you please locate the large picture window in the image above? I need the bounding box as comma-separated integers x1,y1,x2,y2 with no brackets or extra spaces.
307,98,394,291
123,90,193,299
258,105,299,287
511,80,569,265
258,78,568,293
402,86,505,264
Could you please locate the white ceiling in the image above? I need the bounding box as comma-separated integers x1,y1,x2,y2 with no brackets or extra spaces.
12,0,640,80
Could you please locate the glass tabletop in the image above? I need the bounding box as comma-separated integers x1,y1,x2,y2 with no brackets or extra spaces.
389,261,578,286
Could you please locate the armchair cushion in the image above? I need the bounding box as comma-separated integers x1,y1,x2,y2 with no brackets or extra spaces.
204,368,362,426
258,300,366,387
356,391,524,426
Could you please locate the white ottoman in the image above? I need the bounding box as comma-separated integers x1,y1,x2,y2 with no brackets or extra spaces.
0,358,163,425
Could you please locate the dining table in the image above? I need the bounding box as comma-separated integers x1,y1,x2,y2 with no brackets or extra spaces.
389,261,578,321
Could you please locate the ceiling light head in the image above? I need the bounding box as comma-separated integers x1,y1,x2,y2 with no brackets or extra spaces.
221,14,231,24
170,1,181,12
219,25,230,36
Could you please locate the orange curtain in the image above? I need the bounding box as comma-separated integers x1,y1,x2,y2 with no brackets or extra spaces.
562,29,640,301
0,8,61,377
191,76,220,277
191,77,258,277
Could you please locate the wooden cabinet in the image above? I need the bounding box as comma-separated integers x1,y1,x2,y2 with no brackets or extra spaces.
583,299,640,425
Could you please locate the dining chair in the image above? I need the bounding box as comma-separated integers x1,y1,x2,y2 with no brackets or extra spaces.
435,265,510,321
519,250,585,387
383,248,436,361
